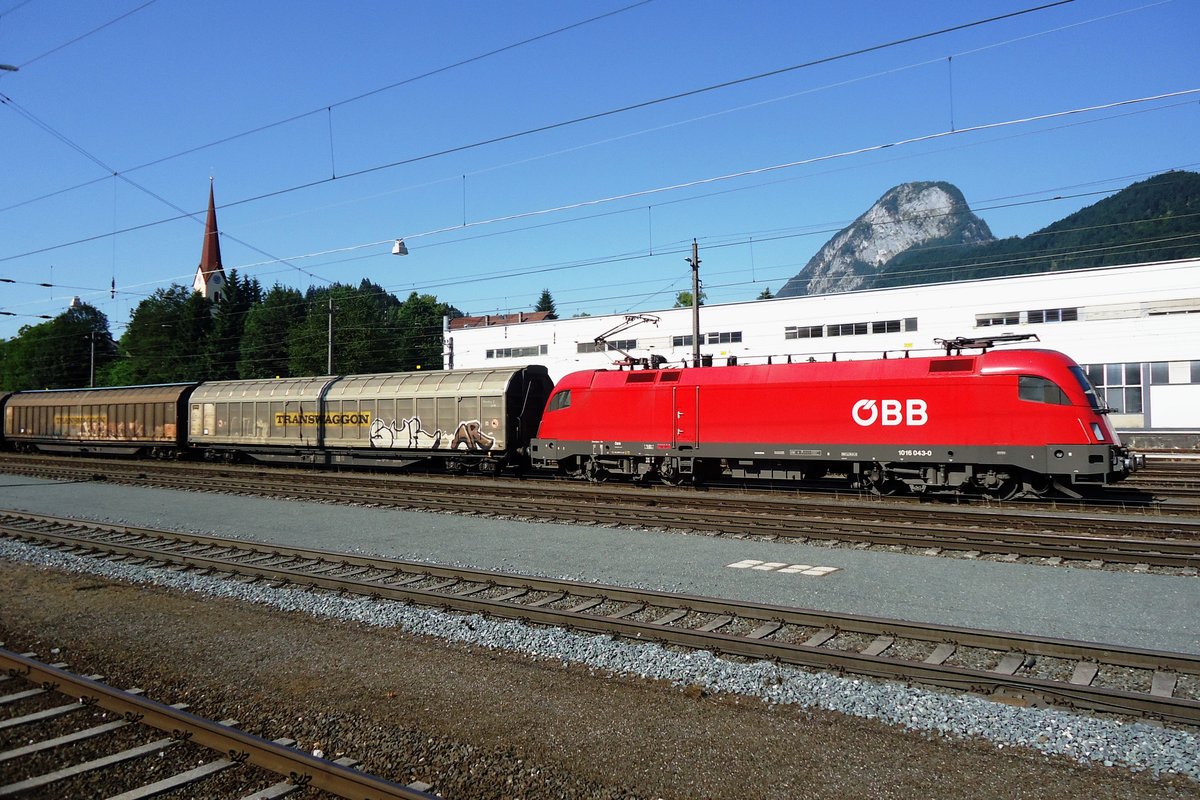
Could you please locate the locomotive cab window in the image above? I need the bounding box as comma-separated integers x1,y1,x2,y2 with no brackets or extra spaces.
1068,366,1103,409
1017,375,1070,405
547,389,571,411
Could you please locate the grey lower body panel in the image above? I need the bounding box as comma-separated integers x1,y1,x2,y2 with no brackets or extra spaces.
531,437,1134,486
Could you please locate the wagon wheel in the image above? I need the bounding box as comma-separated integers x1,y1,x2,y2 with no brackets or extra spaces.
584,458,609,484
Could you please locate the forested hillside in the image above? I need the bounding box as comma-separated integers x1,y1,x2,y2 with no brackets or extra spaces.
873,171,1200,289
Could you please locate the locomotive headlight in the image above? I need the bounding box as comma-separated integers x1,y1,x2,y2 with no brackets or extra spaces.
1054,449,1064,459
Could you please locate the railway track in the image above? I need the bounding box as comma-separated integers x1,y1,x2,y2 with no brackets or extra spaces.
0,649,435,798
3,452,1198,507
2,511,1198,728
1,456,1198,572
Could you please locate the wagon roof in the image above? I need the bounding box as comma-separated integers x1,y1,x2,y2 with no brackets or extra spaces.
324,367,528,400
5,383,196,407
189,376,337,403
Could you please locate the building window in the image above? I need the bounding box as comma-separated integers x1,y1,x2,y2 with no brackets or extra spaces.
1085,362,1143,414
784,325,823,340
577,339,635,353
871,319,901,334
1027,307,1078,324
1150,362,1170,384
1192,361,1200,384
904,317,917,332
976,312,1020,327
705,331,742,344
828,321,868,337
486,344,548,359
671,334,693,348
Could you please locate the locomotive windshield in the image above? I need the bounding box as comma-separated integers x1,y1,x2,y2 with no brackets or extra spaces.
1068,366,1103,410
547,389,571,411
1018,376,1070,405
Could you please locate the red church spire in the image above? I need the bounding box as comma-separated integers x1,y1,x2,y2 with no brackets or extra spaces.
193,179,228,302
198,179,224,279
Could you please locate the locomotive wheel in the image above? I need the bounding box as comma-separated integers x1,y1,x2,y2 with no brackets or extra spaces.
977,470,1021,501
983,478,1021,501
868,479,904,496
658,458,687,486
1021,475,1054,497
863,465,904,496
584,458,608,483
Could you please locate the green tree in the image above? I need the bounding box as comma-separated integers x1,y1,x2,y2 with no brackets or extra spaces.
534,288,557,319
288,281,403,376
0,303,115,390
239,284,303,378
673,289,706,308
392,292,462,371
105,286,213,385
201,270,262,380
757,287,774,299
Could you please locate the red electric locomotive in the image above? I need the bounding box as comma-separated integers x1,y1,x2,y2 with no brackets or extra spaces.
530,344,1140,498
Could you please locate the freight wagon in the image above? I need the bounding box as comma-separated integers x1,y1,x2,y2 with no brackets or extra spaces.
187,366,553,471
2,384,197,457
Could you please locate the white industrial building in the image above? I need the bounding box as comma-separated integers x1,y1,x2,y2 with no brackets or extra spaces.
445,258,1200,448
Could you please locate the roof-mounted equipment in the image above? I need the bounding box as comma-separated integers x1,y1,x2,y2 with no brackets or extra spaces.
593,314,661,368
934,333,1039,356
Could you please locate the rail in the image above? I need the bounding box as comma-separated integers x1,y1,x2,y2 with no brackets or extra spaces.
2,511,1198,727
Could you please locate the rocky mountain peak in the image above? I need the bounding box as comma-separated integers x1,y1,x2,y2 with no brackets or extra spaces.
776,181,993,297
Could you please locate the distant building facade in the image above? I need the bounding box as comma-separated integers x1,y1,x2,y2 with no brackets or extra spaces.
444,259,1200,448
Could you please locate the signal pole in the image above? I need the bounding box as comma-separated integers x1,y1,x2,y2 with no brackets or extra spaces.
686,239,701,367
327,295,333,374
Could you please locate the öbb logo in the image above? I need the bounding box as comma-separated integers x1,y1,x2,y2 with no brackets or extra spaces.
852,399,928,427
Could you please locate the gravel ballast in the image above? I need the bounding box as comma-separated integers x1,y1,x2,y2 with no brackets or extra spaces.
1,474,1197,656
1,538,1196,799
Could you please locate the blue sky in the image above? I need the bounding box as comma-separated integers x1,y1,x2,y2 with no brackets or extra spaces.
1,0,1196,340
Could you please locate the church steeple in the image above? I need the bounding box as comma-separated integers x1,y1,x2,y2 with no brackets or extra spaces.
193,179,227,302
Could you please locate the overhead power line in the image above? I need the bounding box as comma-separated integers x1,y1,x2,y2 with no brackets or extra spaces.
5,0,158,71
0,0,656,213
272,89,1199,265
1,0,1072,225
